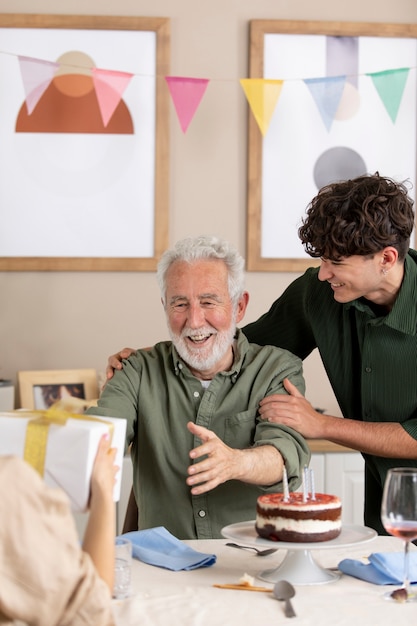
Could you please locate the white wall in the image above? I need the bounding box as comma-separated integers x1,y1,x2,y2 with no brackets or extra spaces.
1,0,417,416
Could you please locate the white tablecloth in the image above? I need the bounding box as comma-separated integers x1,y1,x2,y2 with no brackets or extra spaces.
112,535,416,625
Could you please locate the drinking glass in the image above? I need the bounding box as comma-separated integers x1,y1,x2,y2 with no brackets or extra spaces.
113,537,132,599
381,467,417,601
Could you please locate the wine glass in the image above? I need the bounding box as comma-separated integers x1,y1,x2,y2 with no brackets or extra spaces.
381,467,417,601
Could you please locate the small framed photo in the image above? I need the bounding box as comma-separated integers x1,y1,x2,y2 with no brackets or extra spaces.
18,369,98,410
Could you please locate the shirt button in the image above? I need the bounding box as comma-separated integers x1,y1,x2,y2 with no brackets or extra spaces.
198,510,206,518
365,367,372,373
193,391,200,398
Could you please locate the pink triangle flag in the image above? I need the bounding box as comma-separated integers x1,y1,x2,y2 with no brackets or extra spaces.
165,76,209,133
18,55,59,115
92,68,134,127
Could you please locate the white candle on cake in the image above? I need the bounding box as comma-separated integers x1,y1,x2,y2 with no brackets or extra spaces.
310,468,316,500
283,464,290,502
302,465,308,502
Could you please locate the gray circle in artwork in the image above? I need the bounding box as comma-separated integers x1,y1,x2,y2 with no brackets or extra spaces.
313,147,367,190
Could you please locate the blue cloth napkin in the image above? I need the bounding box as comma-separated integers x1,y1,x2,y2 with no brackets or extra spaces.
121,527,217,571
338,552,417,585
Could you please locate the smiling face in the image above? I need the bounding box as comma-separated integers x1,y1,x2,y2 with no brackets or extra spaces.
164,258,248,379
318,251,396,305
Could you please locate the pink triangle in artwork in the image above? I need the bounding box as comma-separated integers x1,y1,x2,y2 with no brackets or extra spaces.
165,76,209,133
92,68,134,127
18,56,59,114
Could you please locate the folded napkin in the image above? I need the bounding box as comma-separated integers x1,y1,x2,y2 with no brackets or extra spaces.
122,527,217,571
338,552,417,585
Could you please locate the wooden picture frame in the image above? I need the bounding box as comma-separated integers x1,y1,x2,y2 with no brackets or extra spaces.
0,14,170,271
18,368,98,409
246,20,417,271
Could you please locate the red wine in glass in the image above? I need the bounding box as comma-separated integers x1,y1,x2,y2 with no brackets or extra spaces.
383,522,417,542
381,467,417,601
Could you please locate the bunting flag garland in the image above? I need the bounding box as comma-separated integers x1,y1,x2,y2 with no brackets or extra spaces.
165,76,209,133
18,55,59,114
239,78,283,136
366,67,410,123
303,76,347,131
12,50,417,137
91,68,134,127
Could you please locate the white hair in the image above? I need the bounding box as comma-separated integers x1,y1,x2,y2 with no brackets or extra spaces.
156,235,245,306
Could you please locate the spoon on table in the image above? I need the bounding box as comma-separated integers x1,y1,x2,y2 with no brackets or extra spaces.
225,542,278,556
273,580,296,618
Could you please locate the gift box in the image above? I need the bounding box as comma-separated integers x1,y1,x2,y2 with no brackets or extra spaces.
0,409,126,512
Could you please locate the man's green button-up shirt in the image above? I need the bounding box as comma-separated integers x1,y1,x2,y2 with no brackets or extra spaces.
87,330,310,539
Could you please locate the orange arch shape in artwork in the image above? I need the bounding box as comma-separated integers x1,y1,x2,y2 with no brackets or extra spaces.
16,51,134,134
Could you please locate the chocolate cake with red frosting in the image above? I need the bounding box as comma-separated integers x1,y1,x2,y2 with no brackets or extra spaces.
255,492,342,543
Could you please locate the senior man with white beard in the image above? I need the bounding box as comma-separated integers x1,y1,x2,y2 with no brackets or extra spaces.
87,235,309,539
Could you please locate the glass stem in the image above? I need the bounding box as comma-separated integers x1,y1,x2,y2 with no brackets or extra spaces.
403,540,410,594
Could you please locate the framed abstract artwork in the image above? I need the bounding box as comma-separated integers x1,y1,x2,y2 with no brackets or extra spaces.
0,14,170,270
246,20,417,271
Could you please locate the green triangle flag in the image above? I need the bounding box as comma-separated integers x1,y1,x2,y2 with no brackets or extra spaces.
367,67,410,123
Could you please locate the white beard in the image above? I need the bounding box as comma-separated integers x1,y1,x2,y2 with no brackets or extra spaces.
168,323,236,373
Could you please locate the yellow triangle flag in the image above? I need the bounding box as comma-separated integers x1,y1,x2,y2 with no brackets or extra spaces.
240,78,283,136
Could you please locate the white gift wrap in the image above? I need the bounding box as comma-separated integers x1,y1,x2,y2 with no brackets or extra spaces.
0,412,127,512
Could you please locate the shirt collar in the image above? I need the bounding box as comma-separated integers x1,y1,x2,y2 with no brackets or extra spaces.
345,251,417,335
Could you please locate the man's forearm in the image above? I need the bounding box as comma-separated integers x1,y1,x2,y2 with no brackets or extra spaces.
234,445,284,486
322,417,417,458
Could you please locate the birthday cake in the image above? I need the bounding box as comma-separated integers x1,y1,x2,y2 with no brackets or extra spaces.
255,492,342,543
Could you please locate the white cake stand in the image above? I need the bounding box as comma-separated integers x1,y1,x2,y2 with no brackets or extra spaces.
221,521,377,586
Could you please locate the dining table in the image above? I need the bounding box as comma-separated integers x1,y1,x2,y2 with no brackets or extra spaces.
111,532,416,625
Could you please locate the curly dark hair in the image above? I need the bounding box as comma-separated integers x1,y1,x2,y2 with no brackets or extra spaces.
298,173,415,261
